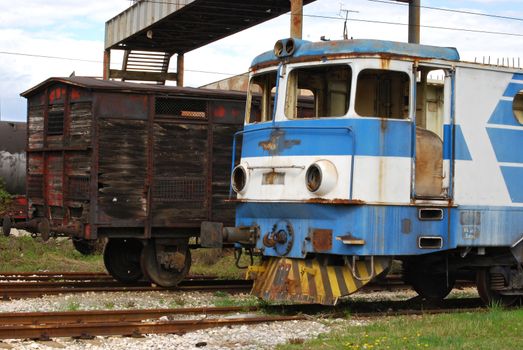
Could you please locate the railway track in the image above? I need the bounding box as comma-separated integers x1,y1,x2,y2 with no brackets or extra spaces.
0,271,475,300
0,305,305,340
0,298,487,340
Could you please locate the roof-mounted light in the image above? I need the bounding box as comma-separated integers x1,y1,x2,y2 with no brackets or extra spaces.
274,38,297,58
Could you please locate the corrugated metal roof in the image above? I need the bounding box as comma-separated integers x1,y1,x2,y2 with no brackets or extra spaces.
105,0,316,53
21,77,246,99
251,39,460,67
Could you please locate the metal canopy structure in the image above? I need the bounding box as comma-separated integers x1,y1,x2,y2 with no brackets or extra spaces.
106,0,315,53
104,0,315,85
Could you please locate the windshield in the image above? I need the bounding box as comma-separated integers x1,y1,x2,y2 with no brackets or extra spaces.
285,64,351,119
246,71,277,124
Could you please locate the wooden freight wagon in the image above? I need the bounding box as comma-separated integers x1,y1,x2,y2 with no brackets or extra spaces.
11,77,245,286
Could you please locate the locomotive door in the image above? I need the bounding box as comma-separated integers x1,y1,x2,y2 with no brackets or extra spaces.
413,65,453,199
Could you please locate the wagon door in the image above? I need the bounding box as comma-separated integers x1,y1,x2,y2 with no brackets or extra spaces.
151,97,209,227
414,65,453,200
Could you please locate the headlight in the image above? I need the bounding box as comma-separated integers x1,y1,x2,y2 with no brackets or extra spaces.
305,160,338,196
232,165,248,193
306,164,322,192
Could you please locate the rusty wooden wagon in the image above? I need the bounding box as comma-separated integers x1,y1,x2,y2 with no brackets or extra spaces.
8,77,244,286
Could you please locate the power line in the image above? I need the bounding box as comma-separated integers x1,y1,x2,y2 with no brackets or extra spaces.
368,0,523,23
0,51,238,76
302,14,523,38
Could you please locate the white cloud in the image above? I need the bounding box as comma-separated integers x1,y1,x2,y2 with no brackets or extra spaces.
1,0,523,121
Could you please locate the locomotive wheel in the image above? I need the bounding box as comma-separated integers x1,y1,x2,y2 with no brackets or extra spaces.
405,264,455,301
476,269,520,307
103,238,143,284
141,242,191,288
2,216,11,237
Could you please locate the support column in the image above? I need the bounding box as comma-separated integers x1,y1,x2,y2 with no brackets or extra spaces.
408,0,420,44
177,53,184,87
290,0,303,39
103,49,111,80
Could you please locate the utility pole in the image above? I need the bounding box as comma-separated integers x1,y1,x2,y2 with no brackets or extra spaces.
395,0,420,44
290,0,303,39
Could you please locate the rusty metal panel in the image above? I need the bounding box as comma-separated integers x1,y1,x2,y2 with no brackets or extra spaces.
415,127,444,197
311,229,333,252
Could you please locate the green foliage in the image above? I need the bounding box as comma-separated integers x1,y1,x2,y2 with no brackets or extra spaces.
278,309,523,350
0,178,11,212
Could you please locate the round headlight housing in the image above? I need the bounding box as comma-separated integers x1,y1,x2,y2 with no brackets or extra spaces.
232,165,248,193
305,160,338,196
306,164,322,192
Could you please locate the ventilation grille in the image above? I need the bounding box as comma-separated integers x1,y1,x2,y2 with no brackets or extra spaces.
153,177,206,203
47,110,64,135
155,98,207,119
67,176,90,201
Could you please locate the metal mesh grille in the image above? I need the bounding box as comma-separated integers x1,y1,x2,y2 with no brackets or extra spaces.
155,98,207,119
27,175,43,198
67,176,90,201
153,177,205,202
47,110,64,135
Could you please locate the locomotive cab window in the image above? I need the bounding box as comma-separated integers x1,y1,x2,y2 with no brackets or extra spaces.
285,65,351,119
246,71,277,124
513,91,523,125
355,69,410,119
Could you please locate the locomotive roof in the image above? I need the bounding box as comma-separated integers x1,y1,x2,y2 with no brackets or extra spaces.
21,76,246,99
251,39,460,68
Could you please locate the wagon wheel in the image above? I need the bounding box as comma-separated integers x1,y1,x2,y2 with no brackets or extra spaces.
141,241,191,288
476,269,520,307
103,238,143,284
404,263,455,301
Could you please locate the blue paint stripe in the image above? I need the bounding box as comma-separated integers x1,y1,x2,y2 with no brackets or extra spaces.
487,100,520,127
503,83,523,97
443,125,472,161
500,166,523,203
242,119,413,158
487,128,523,163
513,73,523,81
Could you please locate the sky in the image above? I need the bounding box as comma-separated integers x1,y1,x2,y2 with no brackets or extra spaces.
1,0,523,121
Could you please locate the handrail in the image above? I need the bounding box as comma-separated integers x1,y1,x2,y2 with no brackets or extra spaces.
229,125,356,199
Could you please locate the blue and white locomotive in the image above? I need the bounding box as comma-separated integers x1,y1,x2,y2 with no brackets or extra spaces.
203,38,523,305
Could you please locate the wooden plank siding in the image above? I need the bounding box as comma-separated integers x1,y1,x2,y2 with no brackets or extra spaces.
23,77,245,239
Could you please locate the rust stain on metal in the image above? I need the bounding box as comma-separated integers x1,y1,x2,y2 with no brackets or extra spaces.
380,57,390,70
311,229,332,251
258,129,301,156
227,198,365,205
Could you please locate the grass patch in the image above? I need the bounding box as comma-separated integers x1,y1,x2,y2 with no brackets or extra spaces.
0,235,104,272
279,308,523,350
191,248,259,279
0,236,256,278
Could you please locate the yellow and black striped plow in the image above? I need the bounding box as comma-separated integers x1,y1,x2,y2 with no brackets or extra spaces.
247,256,391,305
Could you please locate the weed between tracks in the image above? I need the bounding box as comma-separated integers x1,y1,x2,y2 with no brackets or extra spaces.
279,308,523,350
